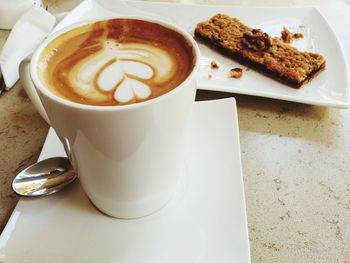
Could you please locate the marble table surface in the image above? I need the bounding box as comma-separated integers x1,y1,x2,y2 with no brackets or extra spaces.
0,0,349,262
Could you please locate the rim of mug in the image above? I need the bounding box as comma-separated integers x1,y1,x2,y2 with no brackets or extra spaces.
30,15,200,112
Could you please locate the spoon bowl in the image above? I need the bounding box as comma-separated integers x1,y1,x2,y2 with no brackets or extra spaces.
12,157,76,197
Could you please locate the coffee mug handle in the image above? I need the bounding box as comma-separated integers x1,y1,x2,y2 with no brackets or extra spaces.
19,56,51,125
19,57,74,161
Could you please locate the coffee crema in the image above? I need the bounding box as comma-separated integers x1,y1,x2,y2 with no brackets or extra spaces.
38,19,195,106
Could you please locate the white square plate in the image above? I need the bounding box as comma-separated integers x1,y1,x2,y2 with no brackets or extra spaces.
53,0,349,108
0,99,250,263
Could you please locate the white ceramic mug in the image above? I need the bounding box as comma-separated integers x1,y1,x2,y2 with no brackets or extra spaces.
20,16,200,218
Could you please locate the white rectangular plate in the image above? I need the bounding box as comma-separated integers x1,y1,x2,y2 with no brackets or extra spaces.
53,0,349,108
0,99,250,263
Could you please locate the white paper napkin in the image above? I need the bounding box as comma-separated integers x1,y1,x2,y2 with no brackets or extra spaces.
0,7,56,92
0,0,43,30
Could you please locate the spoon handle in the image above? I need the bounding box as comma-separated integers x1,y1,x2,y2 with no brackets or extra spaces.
0,69,6,95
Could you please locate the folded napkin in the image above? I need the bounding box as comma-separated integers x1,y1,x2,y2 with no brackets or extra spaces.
0,0,43,30
0,7,56,94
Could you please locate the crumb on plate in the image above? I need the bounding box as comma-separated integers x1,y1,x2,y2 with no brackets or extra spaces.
211,60,219,69
281,27,304,43
230,67,243,79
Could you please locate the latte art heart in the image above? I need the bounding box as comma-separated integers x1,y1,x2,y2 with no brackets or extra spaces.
38,19,195,106
71,41,173,103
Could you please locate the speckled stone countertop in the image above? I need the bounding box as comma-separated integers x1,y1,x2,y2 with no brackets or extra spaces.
1,0,350,262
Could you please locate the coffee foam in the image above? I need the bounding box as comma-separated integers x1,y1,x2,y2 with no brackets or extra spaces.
38,19,194,106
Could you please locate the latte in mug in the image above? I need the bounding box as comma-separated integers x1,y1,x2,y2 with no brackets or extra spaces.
23,16,200,218
38,19,195,106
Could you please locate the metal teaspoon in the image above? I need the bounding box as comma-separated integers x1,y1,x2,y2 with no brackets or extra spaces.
12,157,76,197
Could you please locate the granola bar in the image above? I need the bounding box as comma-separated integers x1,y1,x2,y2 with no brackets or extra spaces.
195,14,325,88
